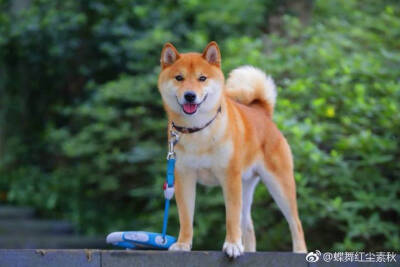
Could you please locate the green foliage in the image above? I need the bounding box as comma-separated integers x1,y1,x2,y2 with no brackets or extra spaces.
241,0,400,251
1,0,399,252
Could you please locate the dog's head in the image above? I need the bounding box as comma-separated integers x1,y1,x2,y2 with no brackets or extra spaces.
158,42,224,124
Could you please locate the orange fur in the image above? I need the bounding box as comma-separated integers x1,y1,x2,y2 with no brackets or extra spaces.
158,42,307,257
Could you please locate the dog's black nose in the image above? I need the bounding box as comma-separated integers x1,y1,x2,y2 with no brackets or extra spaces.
184,91,196,103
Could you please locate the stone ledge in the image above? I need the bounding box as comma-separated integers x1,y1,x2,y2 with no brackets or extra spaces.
0,250,398,267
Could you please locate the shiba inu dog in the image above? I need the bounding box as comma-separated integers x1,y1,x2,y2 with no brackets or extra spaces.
157,41,307,258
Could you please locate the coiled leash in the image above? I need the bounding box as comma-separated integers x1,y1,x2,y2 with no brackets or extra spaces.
106,131,179,249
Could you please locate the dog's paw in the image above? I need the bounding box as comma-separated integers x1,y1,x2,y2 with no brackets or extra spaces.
223,241,244,258
169,242,191,251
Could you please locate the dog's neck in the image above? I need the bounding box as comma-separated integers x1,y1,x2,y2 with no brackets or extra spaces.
167,96,228,138
172,106,221,134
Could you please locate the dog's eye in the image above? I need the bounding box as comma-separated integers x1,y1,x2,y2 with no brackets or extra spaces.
175,75,184,81
198,76,207,82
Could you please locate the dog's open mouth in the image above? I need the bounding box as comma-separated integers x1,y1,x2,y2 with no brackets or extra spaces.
179,94,208,115
182,103,198,114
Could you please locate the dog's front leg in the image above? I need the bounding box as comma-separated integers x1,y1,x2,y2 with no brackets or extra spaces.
221,168,244,258
169,169,196,251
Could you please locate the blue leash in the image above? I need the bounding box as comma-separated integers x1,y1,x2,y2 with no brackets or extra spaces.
162,158,176,239
106,131,179,249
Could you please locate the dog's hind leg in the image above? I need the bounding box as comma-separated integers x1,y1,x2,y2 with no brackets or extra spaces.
241,176,259,252
258,163,307,253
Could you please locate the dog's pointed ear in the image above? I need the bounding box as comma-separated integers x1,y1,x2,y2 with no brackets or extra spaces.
202,41,221,67
161,43,180,69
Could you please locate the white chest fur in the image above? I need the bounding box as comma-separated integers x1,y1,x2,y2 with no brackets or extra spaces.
175,138,233,186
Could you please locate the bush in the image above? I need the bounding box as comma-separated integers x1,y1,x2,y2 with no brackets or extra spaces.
242,0,400,251
1,0,399,251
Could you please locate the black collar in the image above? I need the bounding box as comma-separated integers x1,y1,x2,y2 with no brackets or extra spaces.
172,106,222,134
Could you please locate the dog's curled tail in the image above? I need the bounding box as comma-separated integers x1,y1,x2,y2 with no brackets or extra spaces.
226,66,277,117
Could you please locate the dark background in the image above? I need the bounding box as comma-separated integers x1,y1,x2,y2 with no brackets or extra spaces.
0,0,399,251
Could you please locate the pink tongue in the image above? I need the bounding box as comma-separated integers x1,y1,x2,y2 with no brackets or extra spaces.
183,103,198,114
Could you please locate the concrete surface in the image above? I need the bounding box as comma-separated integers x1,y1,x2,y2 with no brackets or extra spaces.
0,250,398,267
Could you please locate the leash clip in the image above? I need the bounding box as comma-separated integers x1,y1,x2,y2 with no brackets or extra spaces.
167,130,179,160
